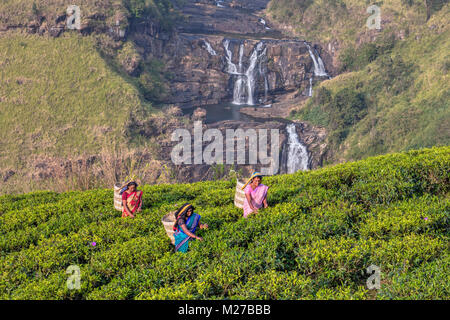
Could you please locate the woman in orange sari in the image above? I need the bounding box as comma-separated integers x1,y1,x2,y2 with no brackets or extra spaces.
121,182,143,218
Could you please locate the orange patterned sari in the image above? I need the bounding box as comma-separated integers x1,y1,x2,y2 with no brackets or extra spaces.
122,190,143,217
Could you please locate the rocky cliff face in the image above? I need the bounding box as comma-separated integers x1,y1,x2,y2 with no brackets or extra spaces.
0,0,331,188
124,0,331,180
130,0,330,109
133,33,316,108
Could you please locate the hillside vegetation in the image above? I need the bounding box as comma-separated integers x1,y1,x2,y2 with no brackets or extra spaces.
275,0,449,164
267,0,448,48
0,146,448,300
0,1,186,194
0,30,171,194
0,0,182,31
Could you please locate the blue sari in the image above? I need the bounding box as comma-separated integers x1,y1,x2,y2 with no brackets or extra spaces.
174,213,201,253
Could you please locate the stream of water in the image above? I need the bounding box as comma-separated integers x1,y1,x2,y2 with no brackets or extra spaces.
286,123,310,173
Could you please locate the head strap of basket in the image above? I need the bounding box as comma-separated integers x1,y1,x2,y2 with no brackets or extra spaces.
241,171,263,190
119,180,139,195
173,203,194,230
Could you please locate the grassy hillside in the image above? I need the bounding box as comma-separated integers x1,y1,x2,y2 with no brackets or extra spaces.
267,0,448,48
0,0,184,164
0,0,182,31
0,30,168,193
0,146,448,300
292,22,449,163
278,1,449,164
0,31,152,162
0,1,185,195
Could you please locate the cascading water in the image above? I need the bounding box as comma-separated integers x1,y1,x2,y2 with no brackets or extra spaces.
305,42,328,77
233,43,247,104
223,40,267,105
308,77,313,97
203,40,217,56
317,55,327,76
286,123,309,173
259,18,271,29
246,42,266,105
224,40,239,75
259,58,269,103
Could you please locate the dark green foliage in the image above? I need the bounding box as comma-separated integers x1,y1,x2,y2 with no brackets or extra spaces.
0,146,449,299
123,0,184,32
31,2,39,16
339,34,397,73
296,87,368,147
137,59,168,102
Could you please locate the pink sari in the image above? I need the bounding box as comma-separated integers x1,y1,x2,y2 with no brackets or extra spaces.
243,184,269,218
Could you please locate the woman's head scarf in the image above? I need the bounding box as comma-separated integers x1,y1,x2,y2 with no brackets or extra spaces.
241,171,263,190
173,203,195,229
119,181,138,195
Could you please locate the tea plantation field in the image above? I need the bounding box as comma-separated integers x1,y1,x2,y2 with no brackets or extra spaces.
0,146,449,300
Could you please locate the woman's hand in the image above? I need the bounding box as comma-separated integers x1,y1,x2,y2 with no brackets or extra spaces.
200,223,209,230
196,236,204,241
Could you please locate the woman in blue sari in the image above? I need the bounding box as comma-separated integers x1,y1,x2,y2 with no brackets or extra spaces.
173,203,208,253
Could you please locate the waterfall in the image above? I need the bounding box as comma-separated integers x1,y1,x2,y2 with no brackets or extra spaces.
234,43,247,104
317,55,327,76
234,76,246,105
305,42,328,77
259,18,271,30
203,40,217,56
238,43,244,72
223,40,239,75
259,52,269,103
246,42,265,105
308,77,313,97
286,123,309,173
223,40,267,106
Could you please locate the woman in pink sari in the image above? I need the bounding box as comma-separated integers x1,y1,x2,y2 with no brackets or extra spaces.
242,172,269,218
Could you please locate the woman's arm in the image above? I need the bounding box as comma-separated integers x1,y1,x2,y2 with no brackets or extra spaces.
245,193,258,212
180,224,203,241
122,199,135,217
263,197,268,208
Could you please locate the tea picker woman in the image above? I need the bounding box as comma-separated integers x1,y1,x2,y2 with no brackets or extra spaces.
120,181,143,218
173,203,208,253
242,172,269,218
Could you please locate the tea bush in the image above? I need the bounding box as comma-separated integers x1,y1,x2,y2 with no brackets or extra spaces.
0,146,449,299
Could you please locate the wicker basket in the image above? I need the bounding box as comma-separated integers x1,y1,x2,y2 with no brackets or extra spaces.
114,183,125,211
162,211,176,245
234,180,245,209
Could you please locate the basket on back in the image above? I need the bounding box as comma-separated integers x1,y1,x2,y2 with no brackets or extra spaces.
234,180,245,209
114,184,125,211
162,211,176,245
